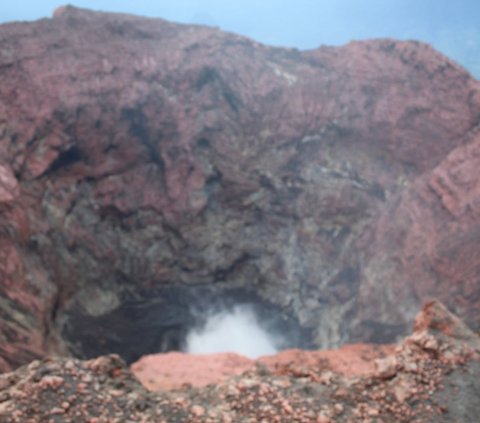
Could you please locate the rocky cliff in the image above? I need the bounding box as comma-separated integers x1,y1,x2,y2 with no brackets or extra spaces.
1,6,480,371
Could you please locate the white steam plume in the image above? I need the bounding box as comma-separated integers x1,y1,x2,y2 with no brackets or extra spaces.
185,305,279,359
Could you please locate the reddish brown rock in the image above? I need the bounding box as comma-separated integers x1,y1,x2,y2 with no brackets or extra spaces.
131,344,393,391
0,164,18,204
353,133,480,341
0,6,479,370
0,301,479,422
259,344,394,379
131,352,253,390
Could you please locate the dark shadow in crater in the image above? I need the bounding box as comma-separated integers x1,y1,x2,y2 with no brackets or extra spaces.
61,285,313,364
44,145,82,175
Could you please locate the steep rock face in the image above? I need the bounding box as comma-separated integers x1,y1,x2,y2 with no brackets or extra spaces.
0,6,480,369
355,131,480,340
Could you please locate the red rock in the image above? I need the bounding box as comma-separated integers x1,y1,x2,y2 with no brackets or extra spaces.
0,164,19,204
354,133,480,342
39,375,64,390
190,405,205,417
131,344,393,391
131,352,253,390
374,355,400,379
259,344,394,378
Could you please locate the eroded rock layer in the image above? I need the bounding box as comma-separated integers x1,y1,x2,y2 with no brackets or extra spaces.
0,6,480,369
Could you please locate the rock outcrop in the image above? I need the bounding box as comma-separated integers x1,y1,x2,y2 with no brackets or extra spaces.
0,6,480,369
130,344,394,391
1,301,479,422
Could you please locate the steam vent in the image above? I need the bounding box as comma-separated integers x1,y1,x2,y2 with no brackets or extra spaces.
1,6,480,422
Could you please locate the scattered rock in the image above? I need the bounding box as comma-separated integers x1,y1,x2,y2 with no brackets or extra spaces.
0,302,478,422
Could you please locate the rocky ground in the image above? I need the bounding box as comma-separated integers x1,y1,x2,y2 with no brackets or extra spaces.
0,300,479,422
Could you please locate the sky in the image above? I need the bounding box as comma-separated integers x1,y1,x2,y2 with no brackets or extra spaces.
1,1,479,77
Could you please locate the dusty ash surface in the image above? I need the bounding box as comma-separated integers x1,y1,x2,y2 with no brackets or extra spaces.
0,6,480,371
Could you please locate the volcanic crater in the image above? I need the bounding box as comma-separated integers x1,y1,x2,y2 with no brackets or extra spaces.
0,7,480,415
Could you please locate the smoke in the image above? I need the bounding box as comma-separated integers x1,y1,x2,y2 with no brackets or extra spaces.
185,304,281,359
